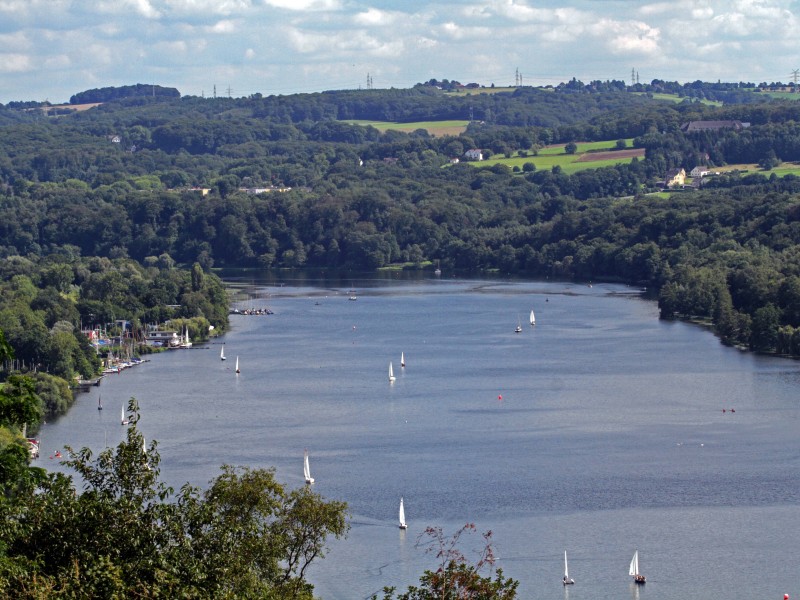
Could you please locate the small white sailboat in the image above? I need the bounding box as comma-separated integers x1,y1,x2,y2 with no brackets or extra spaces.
563,550,575,585
303,449,314,484
515,316,522,333
434,260,441,276
629,550,646,584
530,309,536,326
181,326,192,348
142,435,151,470
400,352,405,368
235,356,240,374
389,361,396,382
120,405,129,426
98,395,103,411
220,345,226,361
398,497,408,529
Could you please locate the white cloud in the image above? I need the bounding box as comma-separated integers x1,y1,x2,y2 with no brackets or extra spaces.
0,53,30,72
1,0,800,103
353,8,397,27
207,20,238,33
261,0,341,10
0,31,30,51
95,0,162,19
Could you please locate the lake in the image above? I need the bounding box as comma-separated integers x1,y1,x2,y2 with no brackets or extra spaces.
38,275,800,599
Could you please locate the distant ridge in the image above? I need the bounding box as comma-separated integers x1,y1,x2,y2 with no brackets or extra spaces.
70,84,180,105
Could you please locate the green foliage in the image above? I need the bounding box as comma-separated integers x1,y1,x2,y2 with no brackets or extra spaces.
375,524,518,600
0,399,349,598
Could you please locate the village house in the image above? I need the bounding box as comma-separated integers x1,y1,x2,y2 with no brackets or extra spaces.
681,120,749,133
463,148,483,161
240,186,292,194
145,330,180,347
664,168,686,188
690,166,710,178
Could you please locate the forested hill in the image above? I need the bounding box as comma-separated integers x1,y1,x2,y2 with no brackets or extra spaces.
2,80,800,355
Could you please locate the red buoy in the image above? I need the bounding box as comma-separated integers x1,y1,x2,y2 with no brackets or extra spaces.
498,395,503,400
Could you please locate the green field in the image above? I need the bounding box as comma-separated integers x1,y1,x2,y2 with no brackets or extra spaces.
537,140,634,155
445,86,516,96
342,119,469,136
633,92,722,107
477,139,642,174
759,91,800,101
716,162,800,177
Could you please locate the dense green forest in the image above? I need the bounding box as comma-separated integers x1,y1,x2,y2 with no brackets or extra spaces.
2,77,800,595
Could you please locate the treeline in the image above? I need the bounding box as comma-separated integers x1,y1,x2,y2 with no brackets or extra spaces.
69,84,181,105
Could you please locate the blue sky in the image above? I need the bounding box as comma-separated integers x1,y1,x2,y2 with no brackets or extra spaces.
1,0,799,104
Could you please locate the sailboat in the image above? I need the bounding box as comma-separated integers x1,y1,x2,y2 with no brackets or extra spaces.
121,404,129,426
303,449,314,484
629,550,646,584
400,352,405,368
530,309,536,326
515,316,522,333
389,361,396,382
98,396,103,411
562,551,575,585
235,356,240,374
220,345,226,361
181,326,192,348
398,497,408,530
434,260,441,276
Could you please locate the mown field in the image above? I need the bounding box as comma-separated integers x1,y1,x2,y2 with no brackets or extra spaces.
478,139,644,174
632,92,722,107
342,119,469,136
714,162,800,177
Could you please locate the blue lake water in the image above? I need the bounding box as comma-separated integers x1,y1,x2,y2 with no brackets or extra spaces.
39,277,800,599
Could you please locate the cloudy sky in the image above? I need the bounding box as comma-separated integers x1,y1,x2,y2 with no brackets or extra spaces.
0,0,798,104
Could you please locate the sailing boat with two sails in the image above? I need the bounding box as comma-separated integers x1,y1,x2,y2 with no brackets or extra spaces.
530,308,536,326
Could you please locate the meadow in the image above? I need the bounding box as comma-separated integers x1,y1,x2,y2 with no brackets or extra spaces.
341,119,469,136
478,139,644,174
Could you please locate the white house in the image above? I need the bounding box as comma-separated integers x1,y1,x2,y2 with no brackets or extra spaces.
690,166,710,178
464,148,483,161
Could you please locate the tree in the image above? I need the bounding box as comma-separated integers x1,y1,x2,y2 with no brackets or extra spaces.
564,142,578,155
0,399,349,598
375,523,518,599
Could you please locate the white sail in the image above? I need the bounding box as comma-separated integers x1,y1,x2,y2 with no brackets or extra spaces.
121,405,128,426
220,346,226,360
530,309,536,326
400,352,405,368
235,356,240,374
629,551,639,577
389,361,395,382
399,497,407,529
304,449,314,484
565,551,570,579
